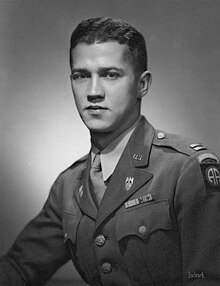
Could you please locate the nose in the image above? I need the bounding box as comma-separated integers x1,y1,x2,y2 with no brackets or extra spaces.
87,75,104,103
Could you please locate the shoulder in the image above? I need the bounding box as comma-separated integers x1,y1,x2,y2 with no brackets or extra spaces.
152,129,219,171
152,129,219,178
151,130,220,193
49,154,89,201
58,153,89,182
152,129,218,159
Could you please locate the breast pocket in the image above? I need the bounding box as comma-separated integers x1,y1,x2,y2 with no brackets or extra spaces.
116,199,172,241
115,199,182,283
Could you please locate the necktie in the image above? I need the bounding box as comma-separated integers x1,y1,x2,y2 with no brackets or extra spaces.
89,153,106,207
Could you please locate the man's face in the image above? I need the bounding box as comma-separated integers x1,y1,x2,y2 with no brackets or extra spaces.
70,42,141,135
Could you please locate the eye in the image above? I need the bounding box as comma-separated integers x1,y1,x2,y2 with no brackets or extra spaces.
103,71,121,80
71,73,90,81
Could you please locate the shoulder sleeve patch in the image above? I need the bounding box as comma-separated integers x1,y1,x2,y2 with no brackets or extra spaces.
197,152,220,193
199,163,220,193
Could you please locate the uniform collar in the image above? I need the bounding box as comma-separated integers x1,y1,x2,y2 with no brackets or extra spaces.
91,116,141,182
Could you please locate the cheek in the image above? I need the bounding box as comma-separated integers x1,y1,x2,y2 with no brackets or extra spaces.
73,96,84,116
72,87,85,106
111,82,137,107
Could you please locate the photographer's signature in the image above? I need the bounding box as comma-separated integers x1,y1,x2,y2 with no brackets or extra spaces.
188,271,205,279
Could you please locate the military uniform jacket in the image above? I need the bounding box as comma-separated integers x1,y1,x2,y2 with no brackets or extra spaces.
1,117,220,285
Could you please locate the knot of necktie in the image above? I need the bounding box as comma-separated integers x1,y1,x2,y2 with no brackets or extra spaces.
92,153,102,172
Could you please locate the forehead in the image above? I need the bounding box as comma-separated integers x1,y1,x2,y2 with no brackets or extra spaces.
70,42,130,68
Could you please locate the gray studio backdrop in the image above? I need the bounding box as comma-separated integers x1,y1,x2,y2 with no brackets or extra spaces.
1,0,220,284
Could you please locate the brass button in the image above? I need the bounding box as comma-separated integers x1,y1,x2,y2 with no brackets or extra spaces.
157,132,165,139
139,225,147,235
95,234,106,247
101,262,112,274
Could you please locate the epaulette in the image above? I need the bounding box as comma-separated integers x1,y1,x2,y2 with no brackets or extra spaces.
153,130,209,157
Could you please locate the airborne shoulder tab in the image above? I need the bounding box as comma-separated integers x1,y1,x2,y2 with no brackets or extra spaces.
196,152,219,164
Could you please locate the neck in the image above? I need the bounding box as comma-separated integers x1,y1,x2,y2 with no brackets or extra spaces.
90,114,140,151
91,132,119,151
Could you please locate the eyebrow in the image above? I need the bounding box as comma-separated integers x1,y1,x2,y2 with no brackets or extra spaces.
71,67,124,74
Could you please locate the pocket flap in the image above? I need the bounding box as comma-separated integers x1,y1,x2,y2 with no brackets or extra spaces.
116,199,172,241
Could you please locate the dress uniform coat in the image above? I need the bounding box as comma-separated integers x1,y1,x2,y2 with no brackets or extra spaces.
1,116,220,285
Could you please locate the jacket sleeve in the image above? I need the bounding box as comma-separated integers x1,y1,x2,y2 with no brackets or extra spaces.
0,175,71,285
174,153,220,285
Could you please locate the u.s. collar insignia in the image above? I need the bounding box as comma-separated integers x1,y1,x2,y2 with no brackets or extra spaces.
78,185,84,198
125,177,134,191
133,154,143,161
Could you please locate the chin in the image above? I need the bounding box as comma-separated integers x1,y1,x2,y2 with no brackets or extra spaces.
82,115,117,132
88,127,111,133
86,122,113,133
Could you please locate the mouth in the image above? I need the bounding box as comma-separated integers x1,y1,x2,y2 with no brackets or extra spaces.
86,105,108,110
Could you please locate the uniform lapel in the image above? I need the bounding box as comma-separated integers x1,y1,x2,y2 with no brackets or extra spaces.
78,155,98,219
95,117,155,231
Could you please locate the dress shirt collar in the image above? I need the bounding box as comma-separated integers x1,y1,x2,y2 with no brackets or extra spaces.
91,116,141,182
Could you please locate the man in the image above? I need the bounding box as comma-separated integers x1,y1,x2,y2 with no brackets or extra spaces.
1,17,220,285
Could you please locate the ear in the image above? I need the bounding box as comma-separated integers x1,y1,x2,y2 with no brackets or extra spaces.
137,71,152,99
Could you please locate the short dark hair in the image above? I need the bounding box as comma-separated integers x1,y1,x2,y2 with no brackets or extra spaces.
69,17,147,74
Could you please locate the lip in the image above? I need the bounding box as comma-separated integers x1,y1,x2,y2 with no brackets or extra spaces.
86,105,107,110
85,105,108,115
